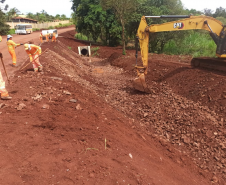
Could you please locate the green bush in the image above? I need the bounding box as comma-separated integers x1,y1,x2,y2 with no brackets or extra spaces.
8,29,15,35
163,31,216,57
55,23,73,29
48,26,54,29
75,33,88,40
32,28,40,31
91,47,99,56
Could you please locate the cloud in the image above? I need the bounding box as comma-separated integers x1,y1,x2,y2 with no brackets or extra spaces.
181,0,226,11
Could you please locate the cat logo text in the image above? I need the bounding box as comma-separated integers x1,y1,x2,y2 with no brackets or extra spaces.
173,22,184,29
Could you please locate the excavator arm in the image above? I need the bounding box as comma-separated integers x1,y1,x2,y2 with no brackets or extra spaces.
134,15,226,93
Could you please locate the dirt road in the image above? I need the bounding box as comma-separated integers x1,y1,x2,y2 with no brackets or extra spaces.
0,27,75,78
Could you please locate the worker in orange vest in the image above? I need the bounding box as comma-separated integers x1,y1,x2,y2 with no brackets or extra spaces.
52,32,57,42
45,32,49,42
0,71,11,100
0,35,2,42
0,53,12,100
7,35,23,66
40,32,43,43
24,44,43,72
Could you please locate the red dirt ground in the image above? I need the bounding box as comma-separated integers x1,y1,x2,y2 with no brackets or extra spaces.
0,29,225,184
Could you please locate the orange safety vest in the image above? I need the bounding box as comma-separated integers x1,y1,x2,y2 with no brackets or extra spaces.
7,40,20,51
26,45,42,56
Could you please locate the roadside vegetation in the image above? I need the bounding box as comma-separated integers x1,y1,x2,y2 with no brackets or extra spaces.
0,1,10,35
6,23,73,34
7,28,15,35
4,6,70,23
91,47,100,56
71,0,226,57
163,31,217,57
75,33,88,40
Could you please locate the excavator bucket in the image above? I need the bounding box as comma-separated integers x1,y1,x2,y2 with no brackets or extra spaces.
133,73,151,93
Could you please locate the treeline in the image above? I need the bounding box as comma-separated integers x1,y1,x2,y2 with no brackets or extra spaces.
5,8,69,22
0,0,70,35
71,0,226,56
26,10,69,22
188,7,226,24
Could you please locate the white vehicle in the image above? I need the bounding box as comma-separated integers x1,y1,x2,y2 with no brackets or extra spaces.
15,24,32,34
42,29,58,39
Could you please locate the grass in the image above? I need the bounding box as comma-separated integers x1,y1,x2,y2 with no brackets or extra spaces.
91,47,100,56
163,31,216,57
32,28,40,31
48,26,54,29
75,33,88,40
55,23,73,28
68,46,72,50
8,29,15,35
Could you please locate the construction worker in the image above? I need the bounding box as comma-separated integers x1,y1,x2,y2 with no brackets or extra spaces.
7,35,23,66
0,53,12,100
0,71,11,100
0,35,2,42
52,32,57,42
45,32,49,42
40,32,43,43
24,44,43,72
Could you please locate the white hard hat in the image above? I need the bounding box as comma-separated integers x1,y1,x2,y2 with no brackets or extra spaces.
7,35,12,39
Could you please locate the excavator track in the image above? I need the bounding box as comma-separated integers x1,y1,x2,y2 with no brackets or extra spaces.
191,57,226,72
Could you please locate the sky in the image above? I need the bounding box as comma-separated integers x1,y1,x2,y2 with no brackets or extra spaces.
1,0,73,17
181,0,226,12
1,0,226,17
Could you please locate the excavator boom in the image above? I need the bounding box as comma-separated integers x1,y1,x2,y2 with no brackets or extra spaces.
134,15,226,93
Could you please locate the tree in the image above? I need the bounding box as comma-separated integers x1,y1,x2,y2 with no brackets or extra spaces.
39,13,46,22
0,0,10,35
216,17,226,25
55,14,61,20
204,8,213,16
101,0,138,54
185,8,203,16
40,9,47,15
213,7,226,18
61,14,67,20
35,12,41,22
26,12,35,19
48,15,55,22
74,0,120,44
71,0,82,12
5,7,20,21
76,0,105,42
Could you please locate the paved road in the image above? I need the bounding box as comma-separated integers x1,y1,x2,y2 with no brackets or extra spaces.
0,27,75,80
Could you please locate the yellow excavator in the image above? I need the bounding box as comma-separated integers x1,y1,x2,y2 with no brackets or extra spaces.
134,15,226,93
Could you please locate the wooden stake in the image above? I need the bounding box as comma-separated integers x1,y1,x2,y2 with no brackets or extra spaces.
0,53,10,84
